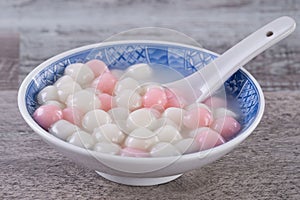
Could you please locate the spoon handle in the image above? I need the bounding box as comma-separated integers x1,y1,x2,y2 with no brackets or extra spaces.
199,16,295,98
190,16,296,102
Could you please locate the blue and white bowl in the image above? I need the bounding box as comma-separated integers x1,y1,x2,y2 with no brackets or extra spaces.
18,41,265,186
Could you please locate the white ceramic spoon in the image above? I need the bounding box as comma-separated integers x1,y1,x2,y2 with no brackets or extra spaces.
164,16,296,103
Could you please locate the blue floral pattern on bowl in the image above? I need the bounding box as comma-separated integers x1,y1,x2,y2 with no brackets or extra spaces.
25,43,259,134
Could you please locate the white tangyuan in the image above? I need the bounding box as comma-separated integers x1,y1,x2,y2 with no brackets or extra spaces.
37,85,59,104
150,142,181,157
162,107,185,126
213,107,238,119
125,127,159,150
82,109,112,133
57,81,82,102
93,142,121,155
43,100,66,109
148,117,180,131
174,138,199,154
114,120,132,135
92,130,110,143
93,123,125,144
66,90,101,113
67,130,95,149
107,107,130,121
129,127,157,137
154,125,182,143
49,120,79,140
64,63,94,86
124,63,153,80
54,75,74,88
114,77,140,95
115,89,142,111
126,108,157,131
84,87,101,95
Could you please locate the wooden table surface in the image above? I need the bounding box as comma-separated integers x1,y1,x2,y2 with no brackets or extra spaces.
0,1,299,199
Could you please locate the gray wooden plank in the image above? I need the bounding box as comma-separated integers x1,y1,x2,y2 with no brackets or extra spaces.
0,32,19,89
0,0,299,91
0,90,299,199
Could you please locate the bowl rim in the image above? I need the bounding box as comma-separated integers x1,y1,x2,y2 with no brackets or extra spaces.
18,40,265,163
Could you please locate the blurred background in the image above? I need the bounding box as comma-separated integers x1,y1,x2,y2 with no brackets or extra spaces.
0,0,299,91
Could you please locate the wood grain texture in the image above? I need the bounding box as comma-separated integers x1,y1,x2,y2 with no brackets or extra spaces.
0,91,299,199
0,1,299,199
0,32,19,89
0,0,299,91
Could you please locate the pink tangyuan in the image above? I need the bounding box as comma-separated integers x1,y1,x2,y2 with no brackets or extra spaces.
142,88,168,111
194,128,225,151
211,116,241,140
98,93,114,112
164,88,184,108
33,104,63,130
92,72,118,95
62,107,84,126
85,59,109,77
120,147,150,157
183,107,213,129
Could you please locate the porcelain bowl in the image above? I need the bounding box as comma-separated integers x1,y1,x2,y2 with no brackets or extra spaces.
18,41,265,186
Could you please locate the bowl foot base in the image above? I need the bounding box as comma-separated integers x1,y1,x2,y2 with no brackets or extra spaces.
96,171,182,186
